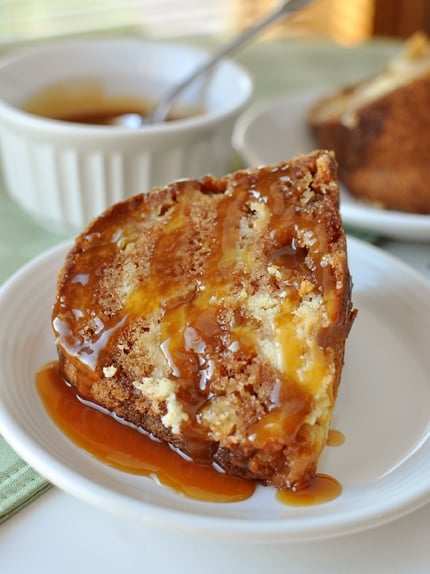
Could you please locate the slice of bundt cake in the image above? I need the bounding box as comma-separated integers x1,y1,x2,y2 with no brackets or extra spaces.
52,150,356,491
308,32,430,214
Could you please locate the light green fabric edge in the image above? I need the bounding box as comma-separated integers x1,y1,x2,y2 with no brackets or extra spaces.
0,436,51,524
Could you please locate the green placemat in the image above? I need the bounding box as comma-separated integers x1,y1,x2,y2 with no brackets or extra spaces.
0,436,51,524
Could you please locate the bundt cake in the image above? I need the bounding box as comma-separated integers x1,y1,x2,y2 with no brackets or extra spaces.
52,150,356,491
308,32,430,214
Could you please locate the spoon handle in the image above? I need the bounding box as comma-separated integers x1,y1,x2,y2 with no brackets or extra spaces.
151,0,314,123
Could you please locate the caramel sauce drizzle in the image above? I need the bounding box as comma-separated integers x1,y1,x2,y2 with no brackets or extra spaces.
37,362,343,506
52,172,331,458
36,362,255,503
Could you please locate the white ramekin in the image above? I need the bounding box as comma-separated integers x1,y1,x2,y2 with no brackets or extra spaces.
0,37,253,234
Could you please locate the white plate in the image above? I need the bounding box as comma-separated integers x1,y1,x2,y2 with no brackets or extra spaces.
233,89,430,241
0,239,429,543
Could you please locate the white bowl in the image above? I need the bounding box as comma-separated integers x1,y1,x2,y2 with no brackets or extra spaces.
0,37,253,234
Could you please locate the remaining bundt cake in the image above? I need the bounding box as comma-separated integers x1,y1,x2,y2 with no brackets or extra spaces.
52,150,356,491
308,32,430,214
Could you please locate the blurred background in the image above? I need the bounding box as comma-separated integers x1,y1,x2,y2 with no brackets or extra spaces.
0,0,429,47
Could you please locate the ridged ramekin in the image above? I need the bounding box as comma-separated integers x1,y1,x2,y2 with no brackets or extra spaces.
0,37,253,234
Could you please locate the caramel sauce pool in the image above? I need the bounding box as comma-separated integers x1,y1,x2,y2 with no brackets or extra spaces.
36,362,342,506
36,362,255,503
277,474,342,506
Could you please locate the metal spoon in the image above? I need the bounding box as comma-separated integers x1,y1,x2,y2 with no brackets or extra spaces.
116,0,313,127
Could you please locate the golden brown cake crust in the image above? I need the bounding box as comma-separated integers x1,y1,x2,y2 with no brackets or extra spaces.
308,33,430,214
52,150,356,490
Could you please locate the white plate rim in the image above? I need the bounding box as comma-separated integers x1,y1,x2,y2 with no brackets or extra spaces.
233,88,430,241
0,239,429,543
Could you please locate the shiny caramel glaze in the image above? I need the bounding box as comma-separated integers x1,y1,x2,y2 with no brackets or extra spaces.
36,362,255,502
52,151,356,491
36,361,341,505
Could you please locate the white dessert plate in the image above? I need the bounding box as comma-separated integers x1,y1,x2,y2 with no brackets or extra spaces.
0,239,429,543
233,89,430,241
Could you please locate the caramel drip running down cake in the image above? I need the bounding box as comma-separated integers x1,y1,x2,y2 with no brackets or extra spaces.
52,150,356,491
